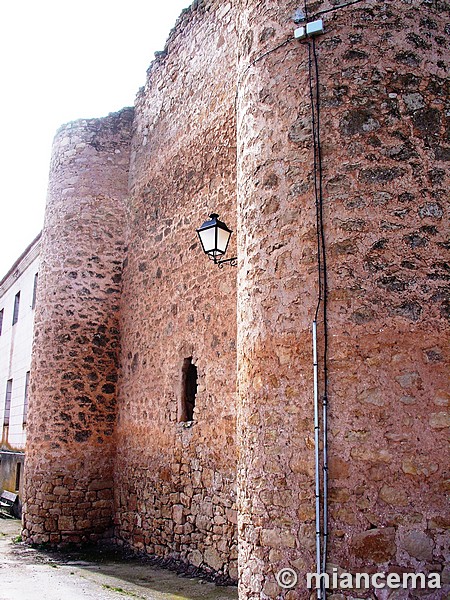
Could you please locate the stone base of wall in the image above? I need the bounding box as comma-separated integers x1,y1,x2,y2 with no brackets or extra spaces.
112,538,238,586
113,447,239,582
22,469,114,547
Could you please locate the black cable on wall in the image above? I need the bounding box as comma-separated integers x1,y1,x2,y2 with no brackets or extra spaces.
308,28,330,600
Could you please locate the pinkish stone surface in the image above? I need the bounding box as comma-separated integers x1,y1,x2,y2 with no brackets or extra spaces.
24,1,449,598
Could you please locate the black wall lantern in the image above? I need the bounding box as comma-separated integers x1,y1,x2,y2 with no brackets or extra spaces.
196,213,237,267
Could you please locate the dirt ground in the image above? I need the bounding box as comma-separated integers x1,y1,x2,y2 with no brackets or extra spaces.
0,517,238,600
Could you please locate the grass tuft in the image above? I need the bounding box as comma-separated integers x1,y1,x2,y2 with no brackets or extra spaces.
101,584,141,597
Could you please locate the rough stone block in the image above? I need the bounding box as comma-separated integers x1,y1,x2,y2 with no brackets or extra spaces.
204,546,223,572
400,530,434,562
351,528,396,563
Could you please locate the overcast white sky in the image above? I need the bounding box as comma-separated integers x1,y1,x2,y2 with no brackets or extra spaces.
0,0,190,279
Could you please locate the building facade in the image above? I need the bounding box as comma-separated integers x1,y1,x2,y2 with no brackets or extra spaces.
23,1,448,598
0,234,40,504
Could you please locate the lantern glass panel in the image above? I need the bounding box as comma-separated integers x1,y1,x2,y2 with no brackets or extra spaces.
217,226,231,254
198,227,216,254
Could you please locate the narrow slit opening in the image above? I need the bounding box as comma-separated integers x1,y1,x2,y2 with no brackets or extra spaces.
180,357,197,422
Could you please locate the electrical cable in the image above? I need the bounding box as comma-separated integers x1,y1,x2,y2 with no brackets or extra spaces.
312,35,329,600
234,36,295,111
308,43,322,322
249,36,294,69
312,38,328,403
308,31,329,600
308,38,324,600
312,0,367,18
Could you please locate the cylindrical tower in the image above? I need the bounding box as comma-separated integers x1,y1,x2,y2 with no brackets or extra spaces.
236,1,448,598
23,108,133,546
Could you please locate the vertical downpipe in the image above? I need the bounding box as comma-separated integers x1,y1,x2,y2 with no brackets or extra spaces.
322,394,328,582
313,320,322,599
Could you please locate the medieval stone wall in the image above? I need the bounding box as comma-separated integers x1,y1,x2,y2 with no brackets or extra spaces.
113,1,239,581
22,0,449,597
23,109,133,545
236,0,448,597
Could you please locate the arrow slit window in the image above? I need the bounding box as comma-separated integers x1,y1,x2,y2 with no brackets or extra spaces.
180,357,197,422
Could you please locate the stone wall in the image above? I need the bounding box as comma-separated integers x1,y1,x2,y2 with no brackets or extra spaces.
22,0,449,596
23,109,133,545
113,1,239,581
236,0,448,597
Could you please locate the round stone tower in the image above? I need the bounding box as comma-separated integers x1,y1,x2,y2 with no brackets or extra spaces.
236,0,448,597
23,108,133,545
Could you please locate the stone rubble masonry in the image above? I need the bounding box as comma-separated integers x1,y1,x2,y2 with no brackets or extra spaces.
114,0,238,581
23,0,449,598
23,108,134,545
236,0,448,598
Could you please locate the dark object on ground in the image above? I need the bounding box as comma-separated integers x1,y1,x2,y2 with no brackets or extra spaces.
0,490,19,518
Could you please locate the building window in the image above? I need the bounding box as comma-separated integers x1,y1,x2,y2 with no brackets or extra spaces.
12,292,20,325
4,379,12,426
180,357,198,422
23,371,30,425
0,309,3,335
32,273,38,309
15,463,21,492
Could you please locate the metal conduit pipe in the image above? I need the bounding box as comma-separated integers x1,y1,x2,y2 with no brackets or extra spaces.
322,396,329,600
313,319,322,600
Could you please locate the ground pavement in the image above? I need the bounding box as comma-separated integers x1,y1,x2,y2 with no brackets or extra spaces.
0,517,238,600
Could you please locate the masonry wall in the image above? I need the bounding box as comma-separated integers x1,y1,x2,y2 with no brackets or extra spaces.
23,109,133,545
22,0,449,596
236,0,448,597
113,2,239,581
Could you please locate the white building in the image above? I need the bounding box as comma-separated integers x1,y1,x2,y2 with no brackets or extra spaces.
0,233,41,500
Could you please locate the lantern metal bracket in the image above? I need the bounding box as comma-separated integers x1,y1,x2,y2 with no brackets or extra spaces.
211,256,238,268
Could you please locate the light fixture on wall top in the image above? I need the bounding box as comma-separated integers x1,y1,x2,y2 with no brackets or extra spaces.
196,213,237,268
